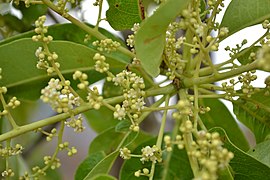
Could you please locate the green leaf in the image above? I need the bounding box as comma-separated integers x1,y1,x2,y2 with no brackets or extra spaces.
120,136,194,180
237,46,261,65
135,0,190,77
221,0,270,37
84,151,119,179
84,106,118,133
106,0,143,30
210,127,270,179
0,23,127,48
199,99,249,151
248,140,270,167
75,151,106,180
0,39,128,101
102,80,123,98
115,119,131,133
18,4,48,31
233,90,270,143
91,174,117,180
89,127,125,155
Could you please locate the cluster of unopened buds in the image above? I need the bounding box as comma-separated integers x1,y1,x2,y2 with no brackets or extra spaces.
164,135,184,152
32,16,61,75
191,131,234,180
44,156,61,170
40,78,80,113
92,39,120,53
86,86,103,110
7,97,21,109
93,53,109,73
172,99,192,120
56,0,74,17
65,114,85,132
58,142,77,156
42,128,57,142
73,71,89,90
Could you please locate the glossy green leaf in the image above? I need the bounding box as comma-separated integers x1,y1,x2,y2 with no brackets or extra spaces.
84,106,118,133
75,151,106,180
120,136,194,180
84,151,119,179
18,4,48,31
248,140,270,167
233,90,270,143
106,0,143,30
237,46,261,65
210,127,270,179
91,174,117,180
115,119,131,133
89,127,125,155
221,0,270,37
0,39,128,101
200,99,249,151
135,0,190,77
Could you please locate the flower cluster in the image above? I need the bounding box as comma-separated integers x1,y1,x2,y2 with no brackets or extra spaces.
1,169,14,178
126,23,140,49
119,147,131,160
7,97,21,109
44,156,61,169
65,114,86,132
0,144,23,157
40,78,80,113
238,71,257,97
32,16,60,75
93,53,110,73
111,70,145,131
172,99,192,120
56,0,75,17
221,80,236,100
92,39,120,53
140,145,162,163
86,86,103,110
191,131,234,180
73,71,89,90
134,168,150,177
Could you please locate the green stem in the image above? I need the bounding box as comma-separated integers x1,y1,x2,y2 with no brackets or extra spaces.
94,0,103,30
183,61,258,87
149,95,170,180
156,95,170,148
0,84,176,142
42,0,135,58
5,139,11,180
0,93,18,129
